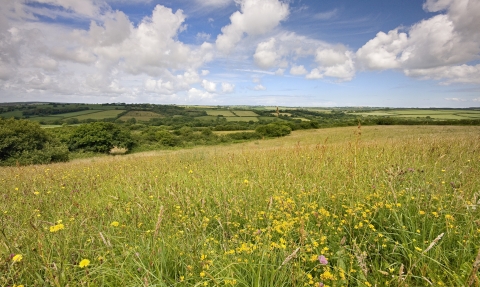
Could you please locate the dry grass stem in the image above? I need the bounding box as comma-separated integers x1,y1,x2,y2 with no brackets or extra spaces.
109,146,128,155
423,232,444,253
99,232,111,247
153,206,164,238
279,247,300,269
468,246,480,286
353,243,368,277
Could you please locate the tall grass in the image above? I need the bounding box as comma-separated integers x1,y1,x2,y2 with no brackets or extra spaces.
1,126,479,286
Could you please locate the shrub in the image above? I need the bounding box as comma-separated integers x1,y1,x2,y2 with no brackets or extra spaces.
225,132,263,141
0,118,69,166
68,122,134,153
255,122,292,137
156,131,179,147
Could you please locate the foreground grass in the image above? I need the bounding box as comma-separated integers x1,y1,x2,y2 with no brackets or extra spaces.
1,126,480,286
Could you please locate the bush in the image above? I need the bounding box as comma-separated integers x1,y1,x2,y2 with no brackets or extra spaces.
156,130,179,147
68,122,134,153
225,132,263,141
255,122,292,137
0,118,69,166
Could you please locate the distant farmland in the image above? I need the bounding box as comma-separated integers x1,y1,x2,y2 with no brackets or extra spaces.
351,109,480,120
119,111,163,122
73,110,126,120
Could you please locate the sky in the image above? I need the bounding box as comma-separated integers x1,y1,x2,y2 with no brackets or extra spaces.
0,0,479,107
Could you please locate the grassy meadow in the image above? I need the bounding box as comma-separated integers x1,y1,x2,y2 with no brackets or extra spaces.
1,126,480,286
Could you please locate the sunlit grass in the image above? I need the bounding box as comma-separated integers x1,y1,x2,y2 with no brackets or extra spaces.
1,126,479,286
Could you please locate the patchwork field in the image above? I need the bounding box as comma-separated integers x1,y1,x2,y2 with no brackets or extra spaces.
1,125,479,286
27,116,64,122
119,111,163,121
231,111,259,117
225,116,259,122
73,110,126,120
206,110,237,117
0,110,23,118
351,109,480,120
195,115,218,121
57,110,101,118
293,117,310,121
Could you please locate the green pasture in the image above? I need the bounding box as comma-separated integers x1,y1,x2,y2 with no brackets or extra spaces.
231,110,259,117
393,109,464,115
40,125,63,129
456,111,480,118
73,110,126,120
56,110,100,118
0,110,23,118
84,105,126,110
119,111,163,121
195,116,218,121
351,111,396,116
305,108,332,113
395,114,468,120
225,116,258,122
352,109,480,120
206,110,236,117
292,117,310,121
213,130,250,135
27,116,64,122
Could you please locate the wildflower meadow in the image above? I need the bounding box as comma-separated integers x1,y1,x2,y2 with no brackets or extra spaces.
1,125,480,286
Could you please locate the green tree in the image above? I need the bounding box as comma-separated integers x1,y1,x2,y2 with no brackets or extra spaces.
68,122,134,153
255,122,292,137
156,130,178,147
0,118,69,166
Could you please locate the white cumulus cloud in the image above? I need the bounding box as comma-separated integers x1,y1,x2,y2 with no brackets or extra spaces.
254,38,278,69
188,87,215,100
289,65,307,75
356,0,480,84
201,79,217,92
252,32,355,81
254,84,266,91
221,82,235,93
216,0,289,54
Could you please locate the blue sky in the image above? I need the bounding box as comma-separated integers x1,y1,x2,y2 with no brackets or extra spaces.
0,0,479,107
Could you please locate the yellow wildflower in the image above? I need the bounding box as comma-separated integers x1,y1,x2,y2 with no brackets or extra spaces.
110,221,119,227
445,214,454,221
320,270,335,281
79,259,90,268
12,254,23,262
49,223,65,232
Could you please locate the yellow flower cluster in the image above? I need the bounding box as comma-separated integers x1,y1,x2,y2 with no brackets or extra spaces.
49,223,65,232
12,254,23,262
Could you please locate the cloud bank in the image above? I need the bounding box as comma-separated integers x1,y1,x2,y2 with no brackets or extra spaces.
0,0,479,105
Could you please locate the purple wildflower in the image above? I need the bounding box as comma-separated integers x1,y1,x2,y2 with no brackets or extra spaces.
318,255,328,265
